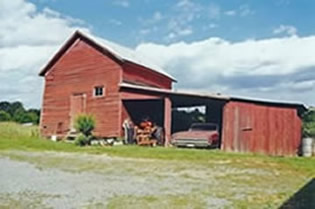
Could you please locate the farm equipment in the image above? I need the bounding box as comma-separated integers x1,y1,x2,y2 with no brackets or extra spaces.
123,118,165,146
135,121,157,146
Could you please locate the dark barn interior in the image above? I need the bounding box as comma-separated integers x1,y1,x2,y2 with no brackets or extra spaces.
169,94,227,147
121,90,228,147
123,99,164,127
171,106,206,133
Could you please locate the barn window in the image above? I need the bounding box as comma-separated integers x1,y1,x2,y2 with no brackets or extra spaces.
94,86,104,97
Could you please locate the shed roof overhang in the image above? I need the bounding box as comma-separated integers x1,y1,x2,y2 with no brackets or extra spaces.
119,82,307,112
120,83,229,108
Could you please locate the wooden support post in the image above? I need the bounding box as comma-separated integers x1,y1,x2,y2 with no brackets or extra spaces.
164,97,172,146
205,103,211,123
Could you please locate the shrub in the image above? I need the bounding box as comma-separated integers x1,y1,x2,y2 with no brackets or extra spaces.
74,134,88,146
74,113,96,137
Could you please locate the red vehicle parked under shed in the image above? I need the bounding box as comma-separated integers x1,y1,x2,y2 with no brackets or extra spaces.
171,123,220,148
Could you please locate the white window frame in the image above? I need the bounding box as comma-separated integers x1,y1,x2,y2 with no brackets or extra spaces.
93,86,105,97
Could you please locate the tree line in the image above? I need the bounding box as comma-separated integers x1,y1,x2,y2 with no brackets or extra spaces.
0,101,40,124
302,108,315,137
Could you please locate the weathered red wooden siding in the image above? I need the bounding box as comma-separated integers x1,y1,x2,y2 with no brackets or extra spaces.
222,101,302,156
40,38,122,138
164,97,172,145
120,91,162,100
122,62,172,89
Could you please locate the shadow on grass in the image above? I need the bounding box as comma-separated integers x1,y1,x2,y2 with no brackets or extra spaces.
280,178,315,209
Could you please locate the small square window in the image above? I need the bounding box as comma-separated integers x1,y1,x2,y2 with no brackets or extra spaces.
94,86,104,97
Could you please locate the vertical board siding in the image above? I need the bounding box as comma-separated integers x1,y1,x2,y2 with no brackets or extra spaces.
41,39,122,138
164,97,172,145
122,62,172,89
222,101,302,156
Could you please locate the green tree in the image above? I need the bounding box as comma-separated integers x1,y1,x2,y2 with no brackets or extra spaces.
0,102,11,113
9,101,25,117
302,109,315,137
0,101,40,124
0,111,11,121
13,109,29,123
26,109,40,124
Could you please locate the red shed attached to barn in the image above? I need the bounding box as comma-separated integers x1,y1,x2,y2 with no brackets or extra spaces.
118,84,305,156
221,98,305,156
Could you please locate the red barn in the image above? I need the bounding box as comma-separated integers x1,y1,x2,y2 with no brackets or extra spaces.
39,30,175,141
39,30,305,156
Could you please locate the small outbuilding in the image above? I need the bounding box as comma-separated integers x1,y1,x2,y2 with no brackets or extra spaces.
39,30,305,156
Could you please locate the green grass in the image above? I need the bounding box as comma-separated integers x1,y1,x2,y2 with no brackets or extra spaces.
106,194,206,209
0,191,58,209
0,122,314,176
80,195,206,209
1,122,315,209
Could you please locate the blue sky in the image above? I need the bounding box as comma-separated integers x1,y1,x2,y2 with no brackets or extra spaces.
2,0,315,108
29,0,315,46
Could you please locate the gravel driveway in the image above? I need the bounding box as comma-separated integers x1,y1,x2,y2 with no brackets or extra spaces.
0,150,308,209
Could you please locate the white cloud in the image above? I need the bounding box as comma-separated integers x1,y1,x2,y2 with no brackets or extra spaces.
138,11,163,36
208,3,221,19
239,4,255,17
140,28,151,35
203,23,218,31
224,10,236,16
224,5,254,18
152,11,163,22
113,0,129,8
109,19,122,26
273,25,297,36
0,0,90,108
166,18,194,40
176,0,198,11
140,11,164,25
177,28,193,36
275,0,291,6
136,35,315,105
162,0,204,41
139,1,220,41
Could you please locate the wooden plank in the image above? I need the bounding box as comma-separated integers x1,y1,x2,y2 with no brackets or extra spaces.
164,97,172,146
222,101,302,156
122,62,172,89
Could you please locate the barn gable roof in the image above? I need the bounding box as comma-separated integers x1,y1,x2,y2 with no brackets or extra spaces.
39,30,176,81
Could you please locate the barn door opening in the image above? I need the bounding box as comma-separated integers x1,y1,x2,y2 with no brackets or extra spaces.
122,99,166,145
122,99,164,127
70,93,86,130
170,98,225,148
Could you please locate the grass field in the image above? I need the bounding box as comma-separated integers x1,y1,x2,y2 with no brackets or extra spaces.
0,122,314,208
0,122,314,175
